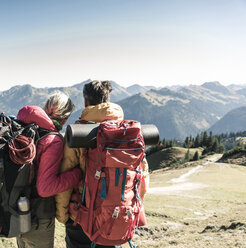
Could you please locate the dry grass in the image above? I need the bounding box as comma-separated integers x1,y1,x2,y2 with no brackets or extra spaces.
1,155,246,248
147,147,203,170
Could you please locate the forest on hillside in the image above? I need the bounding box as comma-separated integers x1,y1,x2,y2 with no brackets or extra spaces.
147,130,246,161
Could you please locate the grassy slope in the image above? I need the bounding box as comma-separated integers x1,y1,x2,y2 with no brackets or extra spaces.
130,158,246,247
2,155,246,248
147,147,203,170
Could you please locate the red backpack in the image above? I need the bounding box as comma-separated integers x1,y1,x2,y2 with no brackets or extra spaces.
70,120,147,246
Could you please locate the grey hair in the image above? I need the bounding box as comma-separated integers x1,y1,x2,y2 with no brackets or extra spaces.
83,80,112,106
44,91,75,123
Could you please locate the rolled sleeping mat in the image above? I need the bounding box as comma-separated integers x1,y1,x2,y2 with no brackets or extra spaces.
66,123,98,149
141,124,160,146
66,123,160,148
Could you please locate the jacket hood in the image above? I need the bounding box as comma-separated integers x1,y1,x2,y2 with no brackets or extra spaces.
17,105,57,131
80,102,124,122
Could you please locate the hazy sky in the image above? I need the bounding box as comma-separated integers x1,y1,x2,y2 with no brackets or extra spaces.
0,0,246,90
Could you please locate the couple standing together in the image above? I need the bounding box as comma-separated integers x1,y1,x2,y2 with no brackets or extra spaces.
16,80,149,248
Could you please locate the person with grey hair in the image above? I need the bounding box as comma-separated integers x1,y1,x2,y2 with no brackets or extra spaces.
44,92,75,128
16,92,82,248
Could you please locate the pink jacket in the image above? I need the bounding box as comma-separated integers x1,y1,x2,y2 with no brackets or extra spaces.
17,105,82,198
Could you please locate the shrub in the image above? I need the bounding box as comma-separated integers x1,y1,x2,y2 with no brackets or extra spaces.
192,151,199,161
221,146,246,159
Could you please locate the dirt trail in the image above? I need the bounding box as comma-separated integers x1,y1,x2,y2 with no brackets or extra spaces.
148,154,222,195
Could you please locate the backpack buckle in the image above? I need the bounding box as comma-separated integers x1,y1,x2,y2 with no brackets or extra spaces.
112,208,119,219
73,202,81,211
126,209,132,218
95,170,101,179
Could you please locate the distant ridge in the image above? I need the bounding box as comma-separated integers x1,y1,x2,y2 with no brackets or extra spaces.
202,81,231,95
208,106,246,134
126,84,155,95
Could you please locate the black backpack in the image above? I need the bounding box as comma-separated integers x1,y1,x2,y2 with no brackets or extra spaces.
0,113,59,238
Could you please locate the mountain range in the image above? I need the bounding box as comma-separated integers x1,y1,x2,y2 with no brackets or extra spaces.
1,80,246,140
0,80,153,115
118,82,246,139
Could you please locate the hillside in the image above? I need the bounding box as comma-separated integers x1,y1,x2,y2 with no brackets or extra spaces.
146,147,203,171
220,151,246,166
208,106,246,134
219,143,246,166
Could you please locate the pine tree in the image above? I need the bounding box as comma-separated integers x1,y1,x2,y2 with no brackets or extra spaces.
191,137,195,148
193,151,199,161
185,149,190,161
194,134,200,148
212,139,219,152
208,131,214,148
218,135,222,144
218,143,225,153
184,137,189,148
202,131,208,147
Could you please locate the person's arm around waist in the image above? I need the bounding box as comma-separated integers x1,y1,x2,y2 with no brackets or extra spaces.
140,156,149,198
55,141,85,224
36,135,82,197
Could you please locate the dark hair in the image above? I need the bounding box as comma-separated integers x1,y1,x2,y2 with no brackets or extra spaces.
83,80,112,105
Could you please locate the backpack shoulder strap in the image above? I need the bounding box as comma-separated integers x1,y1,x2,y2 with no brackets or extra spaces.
36,129,63,145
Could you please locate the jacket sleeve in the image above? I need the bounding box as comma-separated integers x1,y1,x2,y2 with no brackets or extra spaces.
36,135,82,198
55,142,85,224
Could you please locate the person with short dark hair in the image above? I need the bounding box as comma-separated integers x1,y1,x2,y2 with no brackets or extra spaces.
56,81,125,248
83,80,112,105
56,80,149,248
